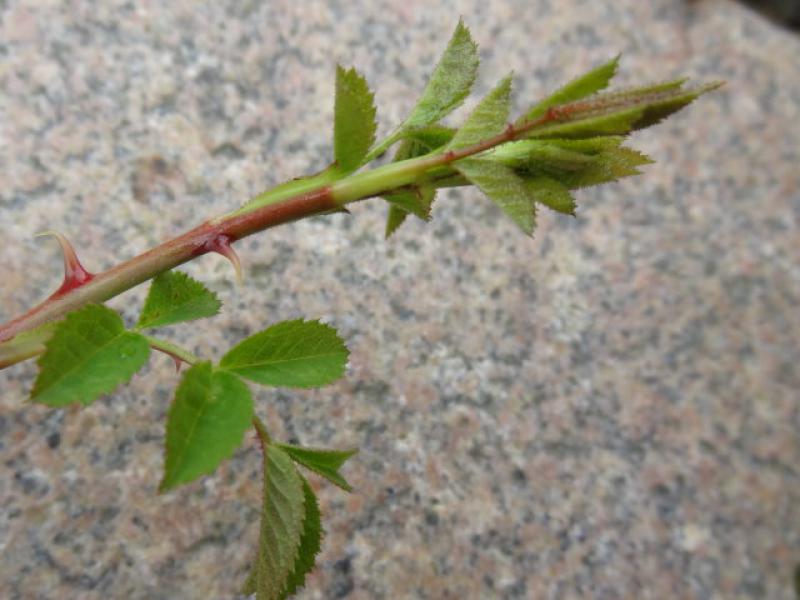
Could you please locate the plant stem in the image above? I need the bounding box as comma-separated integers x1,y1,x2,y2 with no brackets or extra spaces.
0,111,557,368
141,335,201,365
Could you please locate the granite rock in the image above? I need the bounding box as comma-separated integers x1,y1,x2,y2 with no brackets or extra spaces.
1,1,798,598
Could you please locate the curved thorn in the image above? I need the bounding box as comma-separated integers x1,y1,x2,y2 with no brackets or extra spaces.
210,235,243,284
35,230,94,295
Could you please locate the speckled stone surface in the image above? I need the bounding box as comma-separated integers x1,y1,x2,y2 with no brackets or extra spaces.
1,1,798,598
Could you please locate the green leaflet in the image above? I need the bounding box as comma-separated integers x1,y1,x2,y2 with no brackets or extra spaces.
530,107,645,139
31,305,150,407
455,158,536,235
488,140,597,172
486,138,653,189
522,176,576,215
243,445,306,600
520,56,619,122
281,477,323,598
159,362,253,492
278,444,358,492
385,205,409,239
404,124,457,150
384,179,436,221
136,271,221,330
448,74,513,150
219,319,349,388
242,474,322,600
404,19,479,130
556,145,653,189
334,66,377,172
526,81,722,139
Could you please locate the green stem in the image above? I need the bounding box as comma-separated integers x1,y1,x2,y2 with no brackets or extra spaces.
141,334,201,365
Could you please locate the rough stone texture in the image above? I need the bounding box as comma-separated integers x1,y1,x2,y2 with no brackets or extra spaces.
1,1,798,598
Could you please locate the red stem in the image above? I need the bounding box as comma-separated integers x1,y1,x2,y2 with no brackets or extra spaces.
0,187,336,344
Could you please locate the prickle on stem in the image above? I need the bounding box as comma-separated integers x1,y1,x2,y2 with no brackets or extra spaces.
207,234,243,284
35,231,95,297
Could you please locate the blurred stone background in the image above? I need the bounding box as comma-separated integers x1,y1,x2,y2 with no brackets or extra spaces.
1,1,798,598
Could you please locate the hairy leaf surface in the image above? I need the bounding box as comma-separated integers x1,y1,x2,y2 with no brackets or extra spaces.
448,75,513,150
404,19,479,129
527,81,722,139
522,176,576,215
159,362,253,492
136,271,221,329
521,56,619,122
456,158,536,235
220,319,348,388
31,305,149,407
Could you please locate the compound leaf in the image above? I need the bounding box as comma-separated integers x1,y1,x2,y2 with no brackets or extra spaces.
220,319,348,388
136,270,221,330
334,66,377,172
278,444,358,492
159,362,253,492
31,305,150,407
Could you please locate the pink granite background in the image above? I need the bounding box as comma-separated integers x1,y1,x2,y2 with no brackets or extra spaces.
1,0,798,598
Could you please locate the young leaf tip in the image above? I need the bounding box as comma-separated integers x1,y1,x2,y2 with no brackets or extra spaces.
35,230,94,296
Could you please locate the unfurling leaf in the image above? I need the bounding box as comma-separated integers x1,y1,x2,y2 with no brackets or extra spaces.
136,270,221,329
448,74,513,150
278,444,358,492
220,319,349,388
159,362,253,492
31,305,150,407
526,80,722,139
404,18,479,129
334,66,377,172
455,158,537,235
242,445,305,600
487,139,597,172
520,56,620,122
